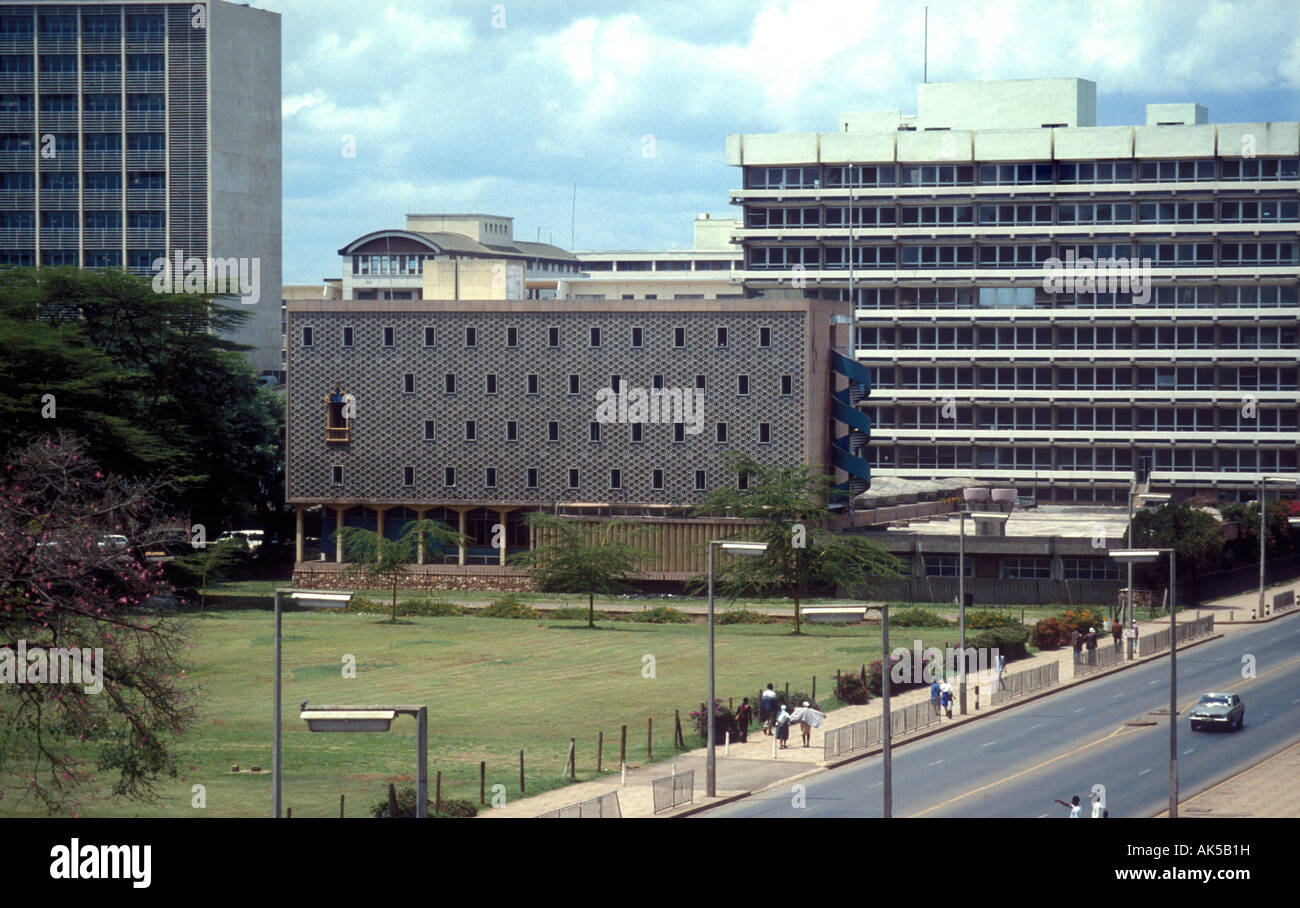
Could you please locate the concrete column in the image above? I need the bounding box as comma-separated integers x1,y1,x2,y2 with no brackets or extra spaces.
375,506,388,541
335,507,345,563
458,509,467,566
295,506,304,564
415,508,427,565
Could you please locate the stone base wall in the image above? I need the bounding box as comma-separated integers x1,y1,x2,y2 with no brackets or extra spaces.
291,567,536,593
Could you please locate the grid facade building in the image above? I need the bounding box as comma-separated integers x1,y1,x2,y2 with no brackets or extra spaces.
0,0,282,376
726,78,1299,502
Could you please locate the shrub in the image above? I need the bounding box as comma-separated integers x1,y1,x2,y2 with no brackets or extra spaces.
1058,608,1107,638
348,597,464,618
370,785,478,818
548,605,609,621
479,594,540,619
716,608,779,625
834,671,870,704
1032,616,1062,649
969,625,1031,661
689,698,736,741
619,606,690,624
967,610,1021,630
892,607,950,627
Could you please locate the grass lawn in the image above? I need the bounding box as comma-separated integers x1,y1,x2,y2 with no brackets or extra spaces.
0,609,971,818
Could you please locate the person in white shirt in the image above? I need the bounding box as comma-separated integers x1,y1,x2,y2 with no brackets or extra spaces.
1053,795,1082,817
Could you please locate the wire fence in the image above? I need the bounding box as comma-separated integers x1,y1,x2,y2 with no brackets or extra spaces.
651,769,695,813
991,661,1060,702
536,791,621,818
822,697,941,761
1136,615,1216,657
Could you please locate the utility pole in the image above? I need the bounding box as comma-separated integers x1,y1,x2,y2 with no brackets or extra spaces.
881,603,892,818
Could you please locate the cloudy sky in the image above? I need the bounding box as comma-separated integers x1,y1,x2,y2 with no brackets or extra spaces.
268,0,1300,283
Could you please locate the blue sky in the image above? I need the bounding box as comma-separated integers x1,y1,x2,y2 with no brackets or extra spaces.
268,0,1300,282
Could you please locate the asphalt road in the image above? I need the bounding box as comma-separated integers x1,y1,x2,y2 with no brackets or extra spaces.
701,614,1300,818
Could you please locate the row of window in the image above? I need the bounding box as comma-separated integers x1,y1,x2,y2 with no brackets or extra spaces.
403,371,796,398
0,54,164,75
876,446,1298,473
0,210,162,230
871,406,1297,432
869,366,1299,391
748,242,1299,269
0,249,163,268
416,418,781,445
839,284,1300,310
0,92,164,113
0,171,165,191
921,555,1123,581
747,199,1298,228
332,465,757,493
581,259,735,272
302,323,780,350
744,158,1300,189
0,14,164,37
854,324,1299,350
0,133,164,152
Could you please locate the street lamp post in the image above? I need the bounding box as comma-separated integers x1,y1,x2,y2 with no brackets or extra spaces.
881,601,891,818
706,540,768,798
958,511,967,714
1109,548,1177,817
1259,477,1293,618
300,704,428,817
273,588,353,818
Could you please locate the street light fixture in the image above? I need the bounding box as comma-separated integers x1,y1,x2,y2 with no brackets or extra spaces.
273,588,354,818
706,539,769,798
1108,548,1177,818
300,703,429,817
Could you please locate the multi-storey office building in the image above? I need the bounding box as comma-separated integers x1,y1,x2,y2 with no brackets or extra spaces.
284,296,846,576
727,78,1299,502
0,0,282,377
561,214,744,301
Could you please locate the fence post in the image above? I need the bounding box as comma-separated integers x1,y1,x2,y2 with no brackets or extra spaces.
837,668,842,699
339,794,345,819
812,676,816,702
620,724,627,766
647,718,652,761
675,709,683,749
785,681,789,701
519,750,525,792
565,738,576,779
480,760,486,805
435,770,441,815
597,730,604,774
387,782,397,818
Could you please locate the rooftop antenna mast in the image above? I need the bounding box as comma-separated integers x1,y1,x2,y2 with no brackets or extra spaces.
924,6,928,83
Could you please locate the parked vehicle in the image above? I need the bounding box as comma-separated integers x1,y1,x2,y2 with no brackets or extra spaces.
1189,692,1244,731
217,529,263,551
97,534,128,552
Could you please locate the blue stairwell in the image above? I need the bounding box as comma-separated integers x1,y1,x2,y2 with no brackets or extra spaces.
831,350,872,494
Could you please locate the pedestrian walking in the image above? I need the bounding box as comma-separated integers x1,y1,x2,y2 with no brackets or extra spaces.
995,652,1006,691
1085,626,1098,665
1090,785,1106,818
930,679,942,716
1053,795,1082,818
789,700,822,748
1070,628,1082,663
735,697,753,744
774,703,791,749
1111,619,1122,651
760,683,778,735
939,680,953,719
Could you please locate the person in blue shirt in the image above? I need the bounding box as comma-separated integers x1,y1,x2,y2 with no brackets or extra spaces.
930,679,942,716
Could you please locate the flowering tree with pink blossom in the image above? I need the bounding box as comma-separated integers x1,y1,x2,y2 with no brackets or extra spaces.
0,432,197,814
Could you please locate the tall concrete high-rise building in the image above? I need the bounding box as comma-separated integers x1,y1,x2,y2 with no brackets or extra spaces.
0,0,282,377
727,78,1299,502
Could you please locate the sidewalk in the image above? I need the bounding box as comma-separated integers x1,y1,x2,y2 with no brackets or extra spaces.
485,606,1234,818
1163,740,1300,818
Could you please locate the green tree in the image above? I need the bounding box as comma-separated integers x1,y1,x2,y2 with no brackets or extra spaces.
511,513,651,628
1131,501,1226,595
166,536,252,616
691,454,907,634
0,266,281,534
332,519,467,623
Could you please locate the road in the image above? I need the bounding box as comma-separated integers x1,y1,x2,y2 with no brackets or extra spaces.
701,614,1300,818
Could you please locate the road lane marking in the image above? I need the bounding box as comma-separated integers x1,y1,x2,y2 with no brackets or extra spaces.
1138,768,1152,776
1183,748,1195,755
908,724,1140,817
981,741,996,747
1149,679,1160,685
929,760,944,766
1113,693,1124,698
1036,813,1048,818
1028,723,1043,730
1072,707,1085,713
